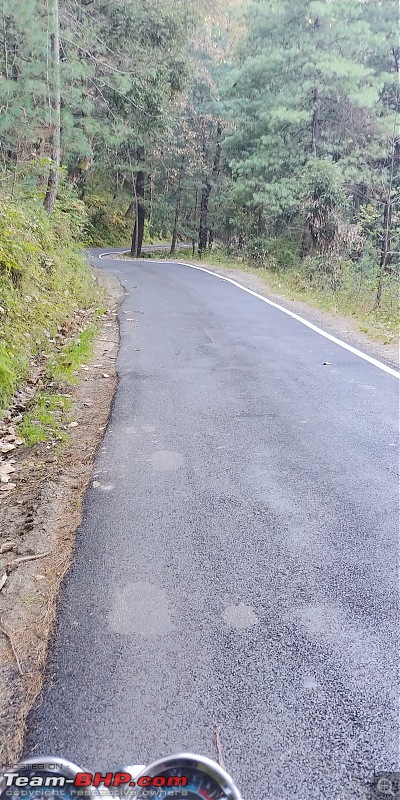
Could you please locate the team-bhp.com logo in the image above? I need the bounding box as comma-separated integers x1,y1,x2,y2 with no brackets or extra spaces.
2,772,187,790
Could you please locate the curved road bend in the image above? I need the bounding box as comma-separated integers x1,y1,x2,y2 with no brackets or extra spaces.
26,249,399,799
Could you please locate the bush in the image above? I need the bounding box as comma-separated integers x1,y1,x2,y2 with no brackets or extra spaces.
246,235,299,270
299,160,346,255
300,254,343,292
84,194,130,246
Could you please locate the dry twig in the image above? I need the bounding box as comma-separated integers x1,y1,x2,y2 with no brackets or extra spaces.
0,617,23,676
6,552,50,571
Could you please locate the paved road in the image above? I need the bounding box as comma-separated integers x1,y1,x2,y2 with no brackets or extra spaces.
26,250,399,799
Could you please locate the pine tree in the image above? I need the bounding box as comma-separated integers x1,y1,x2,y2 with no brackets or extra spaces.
43,0,61,214
0,1,48,162
223,0,399,250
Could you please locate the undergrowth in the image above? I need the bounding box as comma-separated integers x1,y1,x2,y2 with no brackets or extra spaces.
19,393,72,446
47,323,98,384
0,164,101,410
18,317,100,445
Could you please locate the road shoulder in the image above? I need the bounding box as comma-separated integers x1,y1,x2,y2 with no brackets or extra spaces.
0,269,123,769
174,259,400,371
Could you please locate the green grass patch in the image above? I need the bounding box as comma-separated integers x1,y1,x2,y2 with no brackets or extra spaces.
19,392,72,446
0,344,15,408
47,323,98,384
0,169,102,411
18,318,101,447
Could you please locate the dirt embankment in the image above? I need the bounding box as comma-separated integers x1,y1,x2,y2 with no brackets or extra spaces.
0,269,123,770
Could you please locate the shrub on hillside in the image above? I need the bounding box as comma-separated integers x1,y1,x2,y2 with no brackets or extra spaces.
0,173,97,409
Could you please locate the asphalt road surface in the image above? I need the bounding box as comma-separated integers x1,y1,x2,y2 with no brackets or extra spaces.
26,250,400,799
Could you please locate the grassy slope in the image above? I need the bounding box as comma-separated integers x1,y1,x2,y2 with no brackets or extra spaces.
19,321,100,446
0,183,100,411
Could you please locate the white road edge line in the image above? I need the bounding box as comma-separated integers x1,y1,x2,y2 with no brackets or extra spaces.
98,250,400,380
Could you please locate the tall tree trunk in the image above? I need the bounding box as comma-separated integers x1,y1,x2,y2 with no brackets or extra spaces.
198,177,211,255
130,171,145,257
312,88,321,158
125,201,135,219
375,200,392,308
380,200,392,273
198,120,223,255
311,16,322,159
192,187,198,256
149,173,154,226
43,0,61,215
375,132,399,307
257,208,264,236
170,164,183,256
130,147,146,258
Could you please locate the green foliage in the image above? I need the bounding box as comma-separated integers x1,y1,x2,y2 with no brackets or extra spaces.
47,323,98,384
85,194,130,247
0,0,398,331
299,161,346,213
18,392,72,446
357,204,381,237
0,345,14,408
246,236,299,271
0,1,48,149
299,160,346,255
0,169,98,410
216,0,399,309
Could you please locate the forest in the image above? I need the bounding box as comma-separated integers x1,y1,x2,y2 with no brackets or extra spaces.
0,0,398,406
